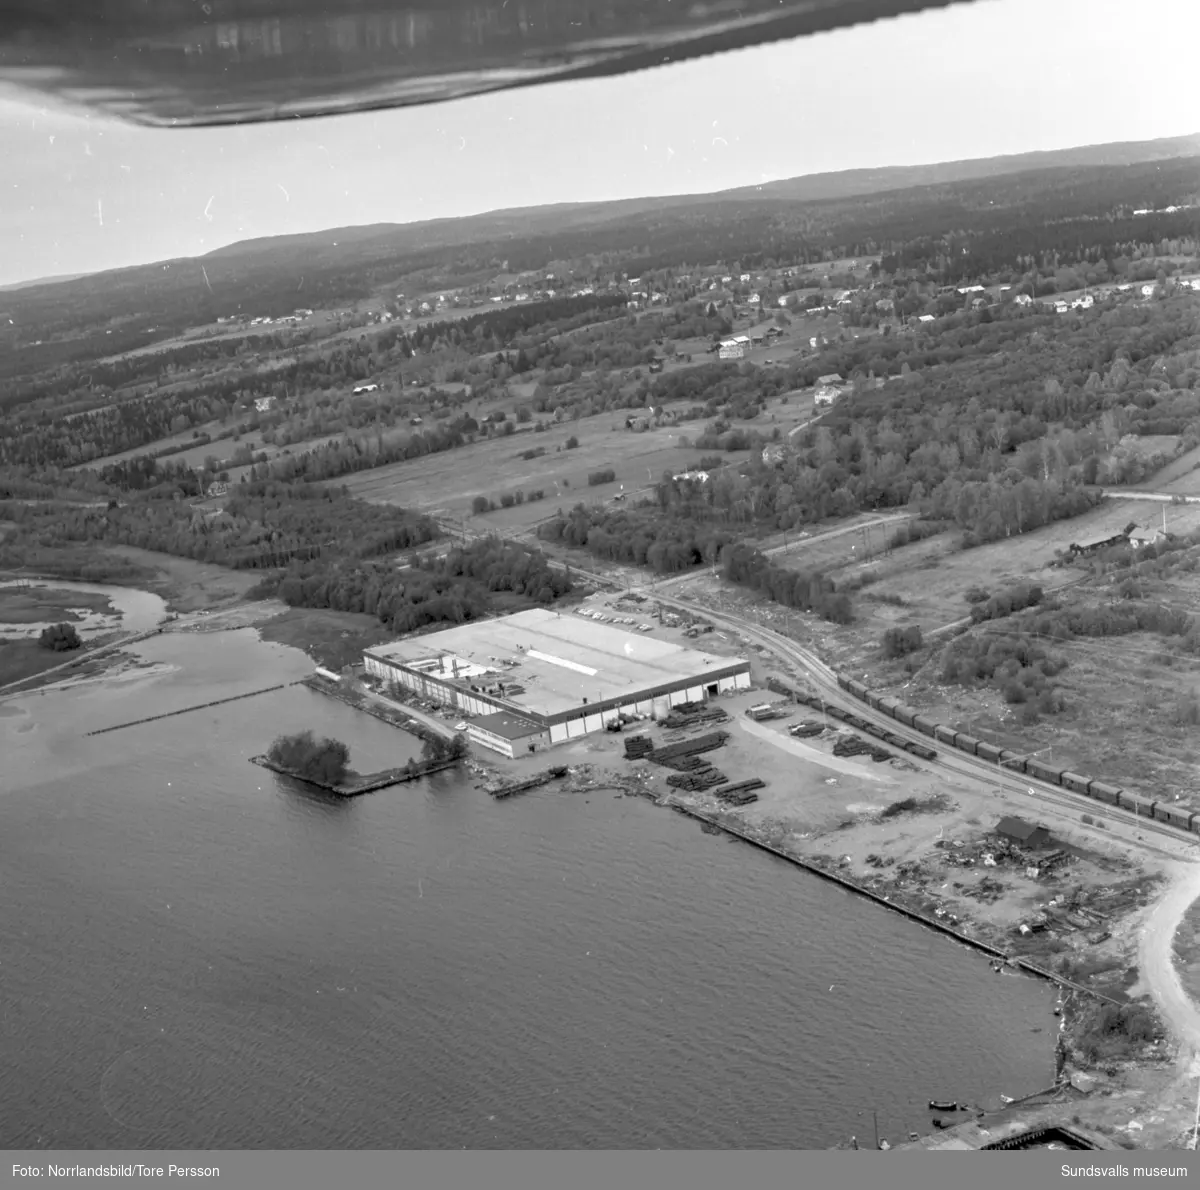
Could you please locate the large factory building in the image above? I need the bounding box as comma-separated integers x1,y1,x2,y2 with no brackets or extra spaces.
363,607,751,756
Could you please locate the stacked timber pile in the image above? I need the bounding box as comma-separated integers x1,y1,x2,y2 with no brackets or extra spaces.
624,735,654,760
661,706,730,729
714,778,765,806
833,735,894,763
646,731,728,766
666,765,727,791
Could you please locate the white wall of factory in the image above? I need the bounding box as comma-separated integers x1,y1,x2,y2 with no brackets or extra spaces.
363,652,750,742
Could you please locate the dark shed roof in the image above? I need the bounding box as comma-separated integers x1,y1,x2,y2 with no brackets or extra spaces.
996,816,1050,844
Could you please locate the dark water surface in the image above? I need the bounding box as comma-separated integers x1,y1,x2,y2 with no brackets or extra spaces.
0,627,1056,1149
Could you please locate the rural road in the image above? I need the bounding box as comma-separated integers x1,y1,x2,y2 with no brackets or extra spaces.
1140,864,1200,1060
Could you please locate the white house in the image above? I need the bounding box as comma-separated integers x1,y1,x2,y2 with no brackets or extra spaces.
718,341,744,360
739,273,751,282
748,292,761,304
762,444,786,466
1141,284,1156,297
1013,294,1033,306
917,313,936,322
1071,294,1094,309
778,296,790,307
813,386,840,406
352,383,380,395
254,396,275,412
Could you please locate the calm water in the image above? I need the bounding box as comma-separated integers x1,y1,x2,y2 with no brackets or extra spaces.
0,622,1057,1150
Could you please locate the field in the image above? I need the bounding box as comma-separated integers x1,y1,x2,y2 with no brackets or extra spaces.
339,416,758,530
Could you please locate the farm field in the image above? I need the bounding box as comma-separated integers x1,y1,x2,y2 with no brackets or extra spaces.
339,417,755,527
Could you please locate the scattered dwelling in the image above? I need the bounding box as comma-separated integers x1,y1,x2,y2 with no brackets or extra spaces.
739,273,751,282
206,482,228,498
813,385,840,406
352,383,380,395
673,469,710,483
719,339,745,360
1141,284,1156,298
778,296,790,307
762,443,786,466
648,358,664,373
362,608,751,747
1055,302,1069,315
466,711,549,759
254,396,275,413
995,816,1051,849
917,313,936,322
816,373,843,387
957,284,985,294
1071,294,1094,310
748,292,761,304
1013,293,1033,306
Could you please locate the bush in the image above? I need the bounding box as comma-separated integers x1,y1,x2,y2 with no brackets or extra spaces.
565,436,579,449
471,495,490,515
588,469,617,486
499,492,516,508
881,625,923,658
38,622,82,651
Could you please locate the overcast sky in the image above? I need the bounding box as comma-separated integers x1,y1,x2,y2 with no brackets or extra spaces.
0,0,1196,287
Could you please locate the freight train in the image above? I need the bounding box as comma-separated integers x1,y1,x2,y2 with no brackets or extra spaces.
765,675,1196,836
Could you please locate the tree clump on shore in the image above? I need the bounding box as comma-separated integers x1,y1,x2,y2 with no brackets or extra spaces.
267,730,350,786
38,622,81,652
421,732,470,763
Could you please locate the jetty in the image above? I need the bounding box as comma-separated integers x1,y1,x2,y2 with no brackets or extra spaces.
86,681,304,736
250,754,461,796
665,799,1121,1005
490,766,570,800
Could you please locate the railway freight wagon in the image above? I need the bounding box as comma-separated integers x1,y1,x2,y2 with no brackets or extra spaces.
828,668,1200,839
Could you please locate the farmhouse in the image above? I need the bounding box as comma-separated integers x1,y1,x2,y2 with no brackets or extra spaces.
718,340,745,360
362,608,751,752
816,373,844,387
813,385,840,406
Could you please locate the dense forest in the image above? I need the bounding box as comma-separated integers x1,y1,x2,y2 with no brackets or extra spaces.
250,537,574,635
0,481,440,569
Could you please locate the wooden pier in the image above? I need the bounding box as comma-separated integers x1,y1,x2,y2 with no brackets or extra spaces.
250,754,461,796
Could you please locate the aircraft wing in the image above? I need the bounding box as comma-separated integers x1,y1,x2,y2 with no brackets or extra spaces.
0,0,983,127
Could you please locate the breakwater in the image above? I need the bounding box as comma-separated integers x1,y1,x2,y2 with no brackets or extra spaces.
250,754,461,795
0,626,166,698
85,681,304,735
665,799,1120,1005
491,766,570,800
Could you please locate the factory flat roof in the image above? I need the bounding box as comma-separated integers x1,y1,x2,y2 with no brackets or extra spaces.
365,608,748,720
470,711,546,741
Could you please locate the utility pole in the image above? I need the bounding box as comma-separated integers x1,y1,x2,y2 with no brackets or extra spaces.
873,1111,880,1150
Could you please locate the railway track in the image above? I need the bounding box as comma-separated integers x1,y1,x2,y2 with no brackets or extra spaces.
640,590,1199,859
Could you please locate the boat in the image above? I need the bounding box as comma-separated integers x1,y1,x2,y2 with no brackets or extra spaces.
928,1100,962,1112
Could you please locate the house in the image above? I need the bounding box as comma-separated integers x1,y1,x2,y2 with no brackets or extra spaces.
625,416,650,432
956,284,985,294
739,273,751,282
718,341,744,360
352,383,380,395
648,359,664,373
1141,284,1156,297
206,482,228,498
673,470,709,483
813,386,839,406
816,373,843,387
762,444,786,466
995,817,1050,848
1071,294,1094,310
1013,293,1033,306
778,296,790,307
749,335,765,347
971,297,988,309
917,313,936,322
1055,302,1069,315
1130,528,1167,549
766,326,783,338
748,292,761,304
254,396,275,413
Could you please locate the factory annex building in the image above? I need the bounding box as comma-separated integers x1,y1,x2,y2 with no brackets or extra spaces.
363,608,751,757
